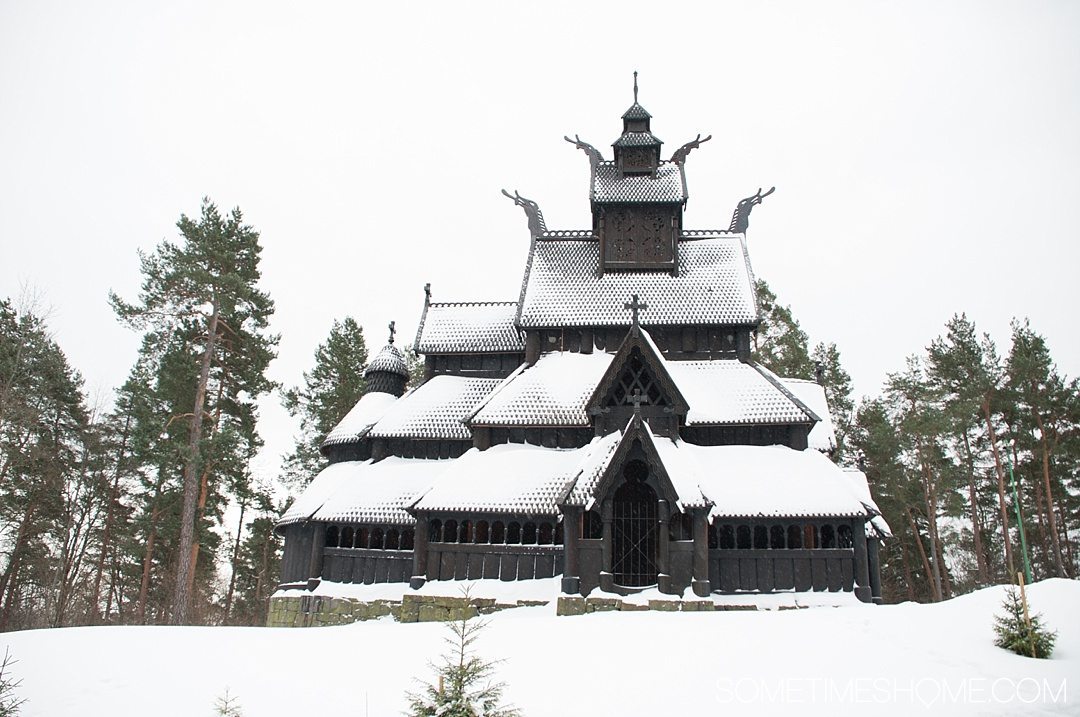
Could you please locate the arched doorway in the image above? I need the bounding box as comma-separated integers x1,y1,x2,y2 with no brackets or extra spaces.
612,459,658,587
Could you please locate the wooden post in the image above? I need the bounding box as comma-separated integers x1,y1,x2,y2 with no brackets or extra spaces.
307,522,326,589
1017,572,1036,658
410,517,429,590
600,499,614,592
657,500,672,594
692,509,710,597
562,509,581,595
868,537,883,604
853,518,872,603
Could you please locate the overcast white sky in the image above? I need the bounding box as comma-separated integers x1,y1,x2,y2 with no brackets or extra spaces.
2,1,1078,479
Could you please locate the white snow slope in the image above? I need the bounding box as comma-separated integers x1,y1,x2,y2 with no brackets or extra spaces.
3,579,1078,716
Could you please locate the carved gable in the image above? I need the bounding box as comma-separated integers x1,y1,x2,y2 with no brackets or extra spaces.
601,205,676,269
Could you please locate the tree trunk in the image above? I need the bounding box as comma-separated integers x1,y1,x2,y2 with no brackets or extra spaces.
982,396,1014,578
224,497,247,623
906,507,937,602
899,542,916,602
136,477,163,624
1033,412,1065,576
1057,501,1075,578
0,505,35,630
172,303,220,624
91,412,132,623
960,430,988,584
917,442,944,601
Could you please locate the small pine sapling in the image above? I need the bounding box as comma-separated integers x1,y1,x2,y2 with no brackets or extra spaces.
0,649,25,716
993,587,1056,659
406,590,520,717
213,687,244,717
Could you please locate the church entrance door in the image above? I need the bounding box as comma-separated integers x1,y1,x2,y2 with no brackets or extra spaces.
611,459,658,587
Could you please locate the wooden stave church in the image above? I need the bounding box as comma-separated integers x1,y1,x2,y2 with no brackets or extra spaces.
275,84,890,604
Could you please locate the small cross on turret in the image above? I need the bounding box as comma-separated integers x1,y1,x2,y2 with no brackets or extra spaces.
624,294,648,328
630,387,646,415
388,320,396,345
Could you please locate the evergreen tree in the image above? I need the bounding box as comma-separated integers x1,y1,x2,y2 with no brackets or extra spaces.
0,649,24,716
407,606,520,717
110,198,278,624
282,317,367,487
993,587,1056,658
752,279,814,379
811,341,854,460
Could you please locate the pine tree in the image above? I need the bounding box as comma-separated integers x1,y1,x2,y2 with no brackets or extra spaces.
752,280,814,379
282,317,367,487
0,649,24,716
110,198,278,624
811,341,854,460
213,687,243,717
406,605,520,717
993,587,1056,658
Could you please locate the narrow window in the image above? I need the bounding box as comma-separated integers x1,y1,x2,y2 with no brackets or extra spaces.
507,521,522,544
582,510,602,540
719,524,735,549
821,524,836,549
357,526,369,549
384,528,399,550
491,521,506,544
736,525,751,549
460,520,473,543
707,522,718,549
838,524,853,548
787,524,802,549
370,527,384,550
475,520,490,544
325,525,339,549
803,524,817,549
401,528,414,551
522,522,537,545
753,524,768,549
340,526,354,549
443,520,457,544
770,525,785,549
428,520,441,544
538,522,554,545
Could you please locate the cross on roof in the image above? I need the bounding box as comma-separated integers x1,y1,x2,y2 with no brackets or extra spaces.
624,294,648,328
633,70,639,103
388,320,396,345
630,387,645,414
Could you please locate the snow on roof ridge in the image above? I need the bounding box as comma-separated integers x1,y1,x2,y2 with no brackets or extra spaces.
462,360,531,423
747,361,820,423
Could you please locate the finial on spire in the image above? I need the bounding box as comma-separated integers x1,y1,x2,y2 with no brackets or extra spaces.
388,320,396,345
633,70,639,103
424,282,431,306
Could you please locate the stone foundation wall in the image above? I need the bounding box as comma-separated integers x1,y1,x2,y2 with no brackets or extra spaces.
267,593,548,628
554,596,807,615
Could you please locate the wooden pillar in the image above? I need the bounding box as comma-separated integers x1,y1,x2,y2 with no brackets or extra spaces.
473,426,491,451
306,522,326,590
599,499,614,593
868,536,883,604
692,509,710,597
562,508,581,595
657,500,672,594
853,518,872,603
525,331,541,365
410,517,429,590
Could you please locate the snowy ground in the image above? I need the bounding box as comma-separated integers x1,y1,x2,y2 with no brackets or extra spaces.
4,579,1077,716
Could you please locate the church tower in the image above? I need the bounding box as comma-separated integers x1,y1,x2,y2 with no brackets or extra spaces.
592,73,685,274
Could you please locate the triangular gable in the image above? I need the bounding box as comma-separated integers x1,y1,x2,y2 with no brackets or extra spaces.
585,413,699,512
586,327,689,416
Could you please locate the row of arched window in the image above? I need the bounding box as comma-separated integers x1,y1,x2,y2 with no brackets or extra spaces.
428,519,564,546
325,524,415,551
709,523,854,550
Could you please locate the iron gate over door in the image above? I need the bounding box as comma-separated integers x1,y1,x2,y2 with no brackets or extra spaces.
612,459,658,587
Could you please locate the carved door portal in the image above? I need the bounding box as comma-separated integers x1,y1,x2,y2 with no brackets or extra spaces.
612,459,658,587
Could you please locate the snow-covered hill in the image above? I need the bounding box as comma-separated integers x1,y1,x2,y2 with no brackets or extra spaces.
4,579,1077,716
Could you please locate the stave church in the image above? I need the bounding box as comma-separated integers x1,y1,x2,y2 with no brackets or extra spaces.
275,79,889,605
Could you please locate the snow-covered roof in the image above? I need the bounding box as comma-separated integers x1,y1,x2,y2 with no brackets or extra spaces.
367,375,500,440
365,343,408,378
563,430,623,507
412,443,591,515
321,392,399,447
470,351,613,426
667,361,816,425
593,161,684,203
517,235,758,328
312,458,437,525
781,378,837,452
415,301,525,354
687,444,870,518
843,468,893,538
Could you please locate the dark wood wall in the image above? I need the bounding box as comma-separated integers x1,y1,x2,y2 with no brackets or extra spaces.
322,547,413,585
709,548,855,593
528,325,751,361
425,544,564,582
425,352,523,379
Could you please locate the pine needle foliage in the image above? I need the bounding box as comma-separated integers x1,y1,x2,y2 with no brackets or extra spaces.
406,601,520,717
213,687,243,716
0,649,25,716
993,587,1056,659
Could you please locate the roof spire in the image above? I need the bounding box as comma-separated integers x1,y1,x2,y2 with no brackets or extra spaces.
633,70,639,103
388,320,396,345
